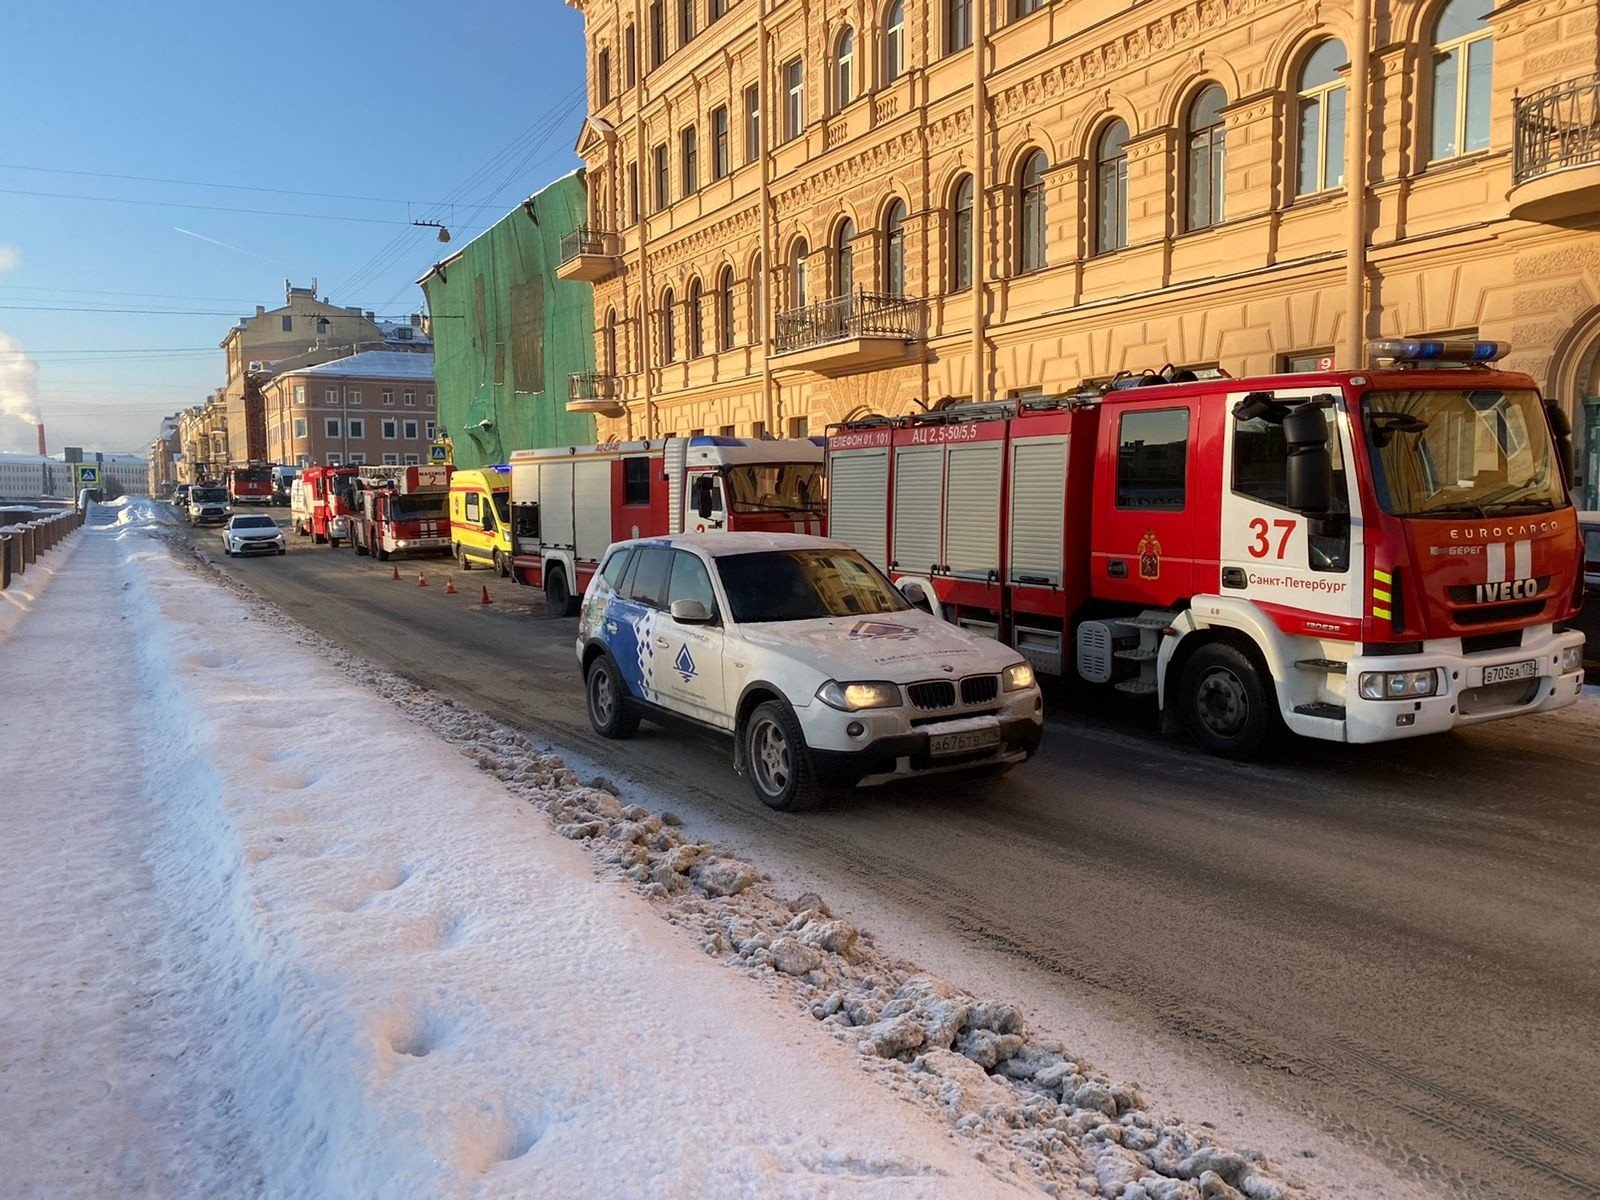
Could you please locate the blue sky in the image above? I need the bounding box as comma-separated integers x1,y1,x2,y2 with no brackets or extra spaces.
0,0,588,455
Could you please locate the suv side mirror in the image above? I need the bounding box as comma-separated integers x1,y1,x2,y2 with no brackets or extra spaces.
670,598,713,623
1283,405,1332,515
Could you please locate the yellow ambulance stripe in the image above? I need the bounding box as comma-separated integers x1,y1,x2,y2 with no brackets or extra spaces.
1373,588,1391,602
1372,568,1392,585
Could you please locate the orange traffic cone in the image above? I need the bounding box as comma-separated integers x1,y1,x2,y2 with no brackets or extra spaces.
391,565,400,580
418,570,428,587
445,577,458,595
479,585,493,605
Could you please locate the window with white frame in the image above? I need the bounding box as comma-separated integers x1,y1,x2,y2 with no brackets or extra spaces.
294,385,306,404
1430,0,1493,161
835,27,856,110
349,389,361,405
403,454,419,466
947,0,971,53
348,418,365,439
297,454,312,467
348,453,366,465
326,453,342,465
883,0,905,83
883,201,906,294
404,390,415,406
382,419,398,439
425,392,434,408
293,417,308,439
425,421,436,438
1186,86,1228,231
951,174,974,290
383,453,399,465
783,59,804,142
382,389,393,405
403,420,419,439
1296,40,1349,196
1018,149,1049,271
1095,121,1129,253
326,389,338,405
325,418,341,438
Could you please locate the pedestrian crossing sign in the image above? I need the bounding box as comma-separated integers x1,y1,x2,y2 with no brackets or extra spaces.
76,465,99,486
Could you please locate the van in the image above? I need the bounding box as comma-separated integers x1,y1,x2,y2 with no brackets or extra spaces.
449,466,512,576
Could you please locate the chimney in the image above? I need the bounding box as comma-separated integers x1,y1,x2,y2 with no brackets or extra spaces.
36,422,45,457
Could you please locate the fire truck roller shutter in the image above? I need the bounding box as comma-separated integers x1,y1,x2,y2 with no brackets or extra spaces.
665,438,689,534
541,460,576,549
827,449,890,568
574,460,612,561
944,441,1004,579
893,447,943,574
1008,437,1067,586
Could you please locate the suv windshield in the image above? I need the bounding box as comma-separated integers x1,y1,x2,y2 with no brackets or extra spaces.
232,516,276,529
192,487,227,503
716,548,910,623
723,463,825,514
1362,388,1567,518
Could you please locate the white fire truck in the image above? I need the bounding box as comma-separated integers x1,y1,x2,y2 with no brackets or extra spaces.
508,434,825,615
826,341,1586,757
345,464,453,561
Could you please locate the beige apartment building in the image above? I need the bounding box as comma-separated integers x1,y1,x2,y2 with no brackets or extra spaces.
262,351,438,468
560,0,1600,495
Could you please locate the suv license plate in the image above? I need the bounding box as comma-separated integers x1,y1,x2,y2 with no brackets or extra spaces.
1482,659,1537,685
928,726,1002,757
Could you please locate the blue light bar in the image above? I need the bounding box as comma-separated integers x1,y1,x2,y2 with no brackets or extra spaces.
688,435,744,447
1367,338,1509,365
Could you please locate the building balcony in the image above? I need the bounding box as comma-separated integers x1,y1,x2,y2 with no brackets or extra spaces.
1511,74,1600,226
771,292,927,376
555,225,622,283
567,371,626,417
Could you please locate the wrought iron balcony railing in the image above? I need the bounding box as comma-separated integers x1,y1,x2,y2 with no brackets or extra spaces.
773,291,927,355
568,371,621,404
1514,74,1600,184
558,225,620,265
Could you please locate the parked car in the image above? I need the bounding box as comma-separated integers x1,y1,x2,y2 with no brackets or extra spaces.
221,513,287,557
172,483,192,508
187,484,231,526
576,533,1044,810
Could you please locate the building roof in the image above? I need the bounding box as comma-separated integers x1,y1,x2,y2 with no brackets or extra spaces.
284,350,436,381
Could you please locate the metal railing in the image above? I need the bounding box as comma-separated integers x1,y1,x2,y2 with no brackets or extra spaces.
1514,74,1600,184
558,225,620,265
568,371,622,404
773,291,927,354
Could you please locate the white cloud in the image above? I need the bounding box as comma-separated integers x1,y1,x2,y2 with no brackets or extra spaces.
0,245,17,274
0,249,41,443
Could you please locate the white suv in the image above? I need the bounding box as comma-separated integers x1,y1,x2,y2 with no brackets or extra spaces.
576,533,1044,810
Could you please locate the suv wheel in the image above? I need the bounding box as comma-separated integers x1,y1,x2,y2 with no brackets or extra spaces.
586,656,639,738
744,699,821,812
456,544,472,571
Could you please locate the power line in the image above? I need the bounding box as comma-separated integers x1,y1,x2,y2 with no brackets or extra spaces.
0,283,263,305
0,185,496,228
0,161,465,208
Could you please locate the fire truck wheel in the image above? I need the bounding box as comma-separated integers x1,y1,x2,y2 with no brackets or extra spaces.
355,540,369,557
546,566,579,617
586,656,639,739
376,546,389,561
329,536,341,549
493,549,510,578
743,700,820,812
1177,642,1278,760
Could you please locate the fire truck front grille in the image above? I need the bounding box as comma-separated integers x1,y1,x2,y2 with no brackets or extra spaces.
960,675,1000,705
907,681,957,710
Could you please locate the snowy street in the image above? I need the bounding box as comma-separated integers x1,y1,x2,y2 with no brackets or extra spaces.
4,506,1348,1199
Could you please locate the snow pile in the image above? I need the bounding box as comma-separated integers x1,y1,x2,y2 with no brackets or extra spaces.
3,524,1025,1199
201,586,1317,1198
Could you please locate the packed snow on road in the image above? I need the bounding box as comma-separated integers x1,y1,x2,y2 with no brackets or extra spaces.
2,501,1324,1199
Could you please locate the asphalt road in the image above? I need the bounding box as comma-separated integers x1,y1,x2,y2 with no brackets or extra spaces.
178,509,1600,1199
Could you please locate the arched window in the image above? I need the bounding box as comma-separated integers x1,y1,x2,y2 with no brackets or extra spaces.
718,266,736,350
1186,86,1227,231
660,288,676,364
836,27,856,110
1296,40,1349,196
1095,122,1129,254
604,308,618,373
687,278,704,358
951,174,974,290
790,240,809,309
1017,149,1048,272
835,219,856,298
883,0,905,84
883,201,907,294
1431,0,1493,161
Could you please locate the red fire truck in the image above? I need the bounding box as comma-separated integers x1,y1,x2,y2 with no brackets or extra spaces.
225,464,274,505
508,434,825,614
826,341,1586,757
347,464,453,560
290,464,361,547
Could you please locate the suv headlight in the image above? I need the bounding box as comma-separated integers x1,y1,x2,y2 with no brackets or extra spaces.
1560,645,1583,673
817,680,901,711
1358,669,1439,700
1003,662,1036,691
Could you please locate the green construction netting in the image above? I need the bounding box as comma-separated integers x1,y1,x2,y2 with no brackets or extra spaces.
422,170,595,468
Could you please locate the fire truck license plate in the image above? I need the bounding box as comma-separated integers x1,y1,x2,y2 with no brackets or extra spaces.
1482,660,1537,686
928,726,1002,757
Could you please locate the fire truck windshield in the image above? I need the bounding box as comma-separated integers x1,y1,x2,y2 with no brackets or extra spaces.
716,548,910,623
392,493,447,519
722,463,826,514
1361,388,1567,518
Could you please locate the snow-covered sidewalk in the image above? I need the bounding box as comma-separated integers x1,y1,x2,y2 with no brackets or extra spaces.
0,513,1018,1198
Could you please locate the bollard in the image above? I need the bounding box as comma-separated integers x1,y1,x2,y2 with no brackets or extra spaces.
1,534,10,591
23,525,36,566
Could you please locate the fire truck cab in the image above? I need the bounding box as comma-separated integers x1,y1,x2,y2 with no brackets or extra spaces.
225,464,274,506
291,465,360,547
509,434,825,616
827,342,1586,757
347,464,453,561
